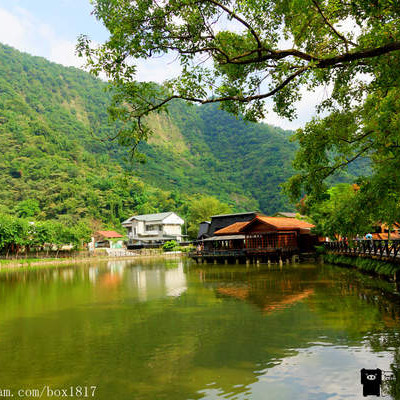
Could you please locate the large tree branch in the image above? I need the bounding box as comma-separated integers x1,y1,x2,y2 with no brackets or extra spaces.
317,143,373,178
133,66,308,117
204,0,263,56
311,0,357,50
317,42,400,67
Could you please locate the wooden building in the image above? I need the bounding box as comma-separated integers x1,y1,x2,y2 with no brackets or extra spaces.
241,216,316,255
201,211,259,238
191,215,317,264
203,222,249,251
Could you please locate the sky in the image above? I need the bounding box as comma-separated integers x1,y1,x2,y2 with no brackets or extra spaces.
0,0,325,130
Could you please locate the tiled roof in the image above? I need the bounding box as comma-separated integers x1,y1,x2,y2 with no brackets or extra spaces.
372,232,400,240
122,212,174,224
243,216,315,231
380,222,400,231
211,211,259,218
214,222,250,235
274,212,306,218
96,231,124,238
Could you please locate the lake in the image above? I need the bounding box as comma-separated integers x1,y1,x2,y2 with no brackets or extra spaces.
0,258,399,399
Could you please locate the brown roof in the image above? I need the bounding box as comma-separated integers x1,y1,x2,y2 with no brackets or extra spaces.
214,222,250,235
241,216,315,232
380,222,400,231
372,232,400,240
96,230,124,238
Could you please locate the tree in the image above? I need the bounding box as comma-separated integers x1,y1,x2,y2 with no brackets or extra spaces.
187,196,232,238
16,199,40,218
308,184,373,238
78,0,400,137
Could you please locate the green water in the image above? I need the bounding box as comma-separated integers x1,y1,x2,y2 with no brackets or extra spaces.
0,259,399,399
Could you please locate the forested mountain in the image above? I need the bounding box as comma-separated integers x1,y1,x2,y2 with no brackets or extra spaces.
0,43,297,230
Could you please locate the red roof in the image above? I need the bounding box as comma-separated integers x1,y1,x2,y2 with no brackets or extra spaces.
214,222,250,235
241,216,315,232
96,230,124,238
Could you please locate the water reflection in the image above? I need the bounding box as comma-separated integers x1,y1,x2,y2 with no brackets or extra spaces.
0,260,398,399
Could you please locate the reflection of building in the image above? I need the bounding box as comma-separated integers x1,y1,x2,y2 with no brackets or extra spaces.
124,261,187,301
122,212,184,245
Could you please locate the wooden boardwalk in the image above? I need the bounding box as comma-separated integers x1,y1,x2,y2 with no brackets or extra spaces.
325,239,400,262
189,247,299,264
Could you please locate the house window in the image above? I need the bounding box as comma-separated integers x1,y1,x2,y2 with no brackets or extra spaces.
146,224,159,231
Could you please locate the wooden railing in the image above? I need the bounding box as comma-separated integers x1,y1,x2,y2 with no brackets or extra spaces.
325,239,400,260
189,246,298,259
189,250,245,258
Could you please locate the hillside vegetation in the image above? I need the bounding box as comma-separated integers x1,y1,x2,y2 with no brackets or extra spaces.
0,43,298,233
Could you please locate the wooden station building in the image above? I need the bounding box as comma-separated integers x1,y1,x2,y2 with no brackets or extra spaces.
192,215,317,264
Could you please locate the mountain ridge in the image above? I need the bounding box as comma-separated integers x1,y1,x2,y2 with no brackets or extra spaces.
0,42,297,229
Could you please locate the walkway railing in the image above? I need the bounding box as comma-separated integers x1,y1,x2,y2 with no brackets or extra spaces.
325,239,400,260
189,247,298,259
189,250,245,258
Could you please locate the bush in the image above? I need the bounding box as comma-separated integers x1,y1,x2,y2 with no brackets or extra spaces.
162,240,177,252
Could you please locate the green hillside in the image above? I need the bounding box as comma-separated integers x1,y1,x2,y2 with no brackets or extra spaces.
0,43,298,230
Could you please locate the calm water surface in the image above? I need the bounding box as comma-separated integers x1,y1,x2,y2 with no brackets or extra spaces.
0,258,400,399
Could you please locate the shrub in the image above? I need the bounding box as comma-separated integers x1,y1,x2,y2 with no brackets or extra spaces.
162,240,177,252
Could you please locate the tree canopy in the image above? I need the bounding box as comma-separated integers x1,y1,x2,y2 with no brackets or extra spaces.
78,0,400,125
78,0,400,234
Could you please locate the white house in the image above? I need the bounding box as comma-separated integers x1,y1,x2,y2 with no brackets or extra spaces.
122,212,185,244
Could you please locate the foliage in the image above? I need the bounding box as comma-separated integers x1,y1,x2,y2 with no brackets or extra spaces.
79,0,400,123
324,253,400,277
162,240,178,252
308,184,373,238
187,196,232,238
0,214,91,255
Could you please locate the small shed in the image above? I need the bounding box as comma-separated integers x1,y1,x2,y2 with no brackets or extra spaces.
94,231,124,248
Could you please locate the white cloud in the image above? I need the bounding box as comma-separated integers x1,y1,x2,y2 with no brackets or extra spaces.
0,8,30,51
135,53,182,83
264,85,332,131
49,39,83,69
0,6,83,68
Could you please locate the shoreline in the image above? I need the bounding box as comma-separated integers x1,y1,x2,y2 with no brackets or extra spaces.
0,252,185,270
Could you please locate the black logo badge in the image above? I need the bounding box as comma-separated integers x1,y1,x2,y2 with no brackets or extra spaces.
361,368,382,397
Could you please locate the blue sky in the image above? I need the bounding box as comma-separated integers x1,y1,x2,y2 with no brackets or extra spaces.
0,1,322,129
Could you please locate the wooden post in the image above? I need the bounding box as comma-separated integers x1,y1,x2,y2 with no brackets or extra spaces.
279,257,283,267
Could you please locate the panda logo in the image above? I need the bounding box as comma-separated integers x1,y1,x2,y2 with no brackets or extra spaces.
361,368,382,397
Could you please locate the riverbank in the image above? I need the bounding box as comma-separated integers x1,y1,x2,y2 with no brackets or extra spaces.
0,251,184,270
324,253,400,278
